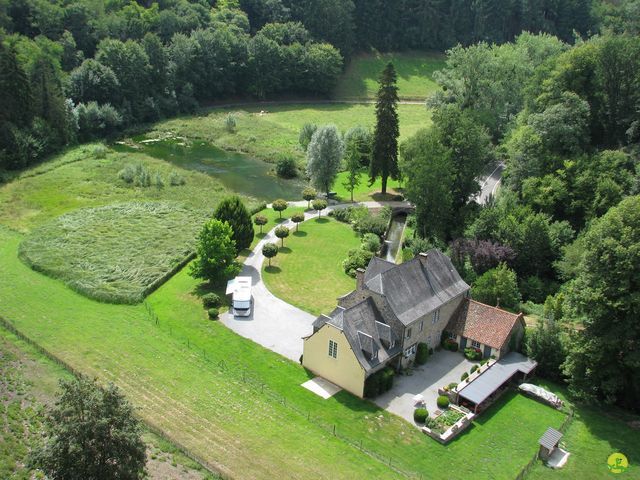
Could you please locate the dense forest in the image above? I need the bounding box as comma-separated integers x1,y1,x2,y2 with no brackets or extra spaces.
399,28,639,411
0,0,623,171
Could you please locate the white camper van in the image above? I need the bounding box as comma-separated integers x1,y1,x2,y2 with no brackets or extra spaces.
226,276,252,317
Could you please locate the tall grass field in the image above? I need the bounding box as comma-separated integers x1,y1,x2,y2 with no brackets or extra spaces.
19,202,206,304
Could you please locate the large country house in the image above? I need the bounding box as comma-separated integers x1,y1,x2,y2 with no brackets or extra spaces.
302,250,526,398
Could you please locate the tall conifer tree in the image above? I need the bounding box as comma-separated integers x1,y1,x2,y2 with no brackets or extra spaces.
370,62,399,194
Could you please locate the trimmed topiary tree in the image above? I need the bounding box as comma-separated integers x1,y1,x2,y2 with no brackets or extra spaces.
312,199,327,217
262,242,278,266
208,307,219,319
461,372,469,382
414,408,428,423
274,225,290,246
213,196,254,252
291,213,305,231
272,199,288,219
302,187,317,209
254,214,268,233
437,395,450,409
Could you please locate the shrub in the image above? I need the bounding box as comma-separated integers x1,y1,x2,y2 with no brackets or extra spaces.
464,347,482,361
380,367,394,391
437,396,450,409
353,211,388,237
93,144,108,159
364,372,381,398
361,233,381,253
460,372,469,381
443,338,458,351
169,170,186,186
413,408,428,423
343,248,374,277
208,307,219,319
415,343,429,365
299,123,317,150
470,365,479,374
275,157,297,179
154,173,164,189
447,382,458,390
118,164,136,184
249,202,267,215
225,114,237,133
332,207,354,223
201,293,221,308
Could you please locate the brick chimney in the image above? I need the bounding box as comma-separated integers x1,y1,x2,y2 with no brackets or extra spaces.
355,268,366,290
417,252,429,266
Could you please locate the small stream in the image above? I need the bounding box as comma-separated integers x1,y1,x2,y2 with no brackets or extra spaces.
112,137,305,201
382,213,407,263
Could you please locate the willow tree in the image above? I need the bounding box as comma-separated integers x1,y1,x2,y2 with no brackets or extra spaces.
370,62,400,194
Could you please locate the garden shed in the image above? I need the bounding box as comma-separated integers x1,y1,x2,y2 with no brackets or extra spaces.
538,427,563,460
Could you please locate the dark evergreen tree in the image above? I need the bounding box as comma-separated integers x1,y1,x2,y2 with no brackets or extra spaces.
213,196,255,252
370,62,399,195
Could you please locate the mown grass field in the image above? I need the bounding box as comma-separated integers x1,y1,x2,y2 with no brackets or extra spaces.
333,51,446,100
0,225,573,480
148,103,431,166
262,217,360,315
333,171,403,202
19,202,206,303
0,329,219,480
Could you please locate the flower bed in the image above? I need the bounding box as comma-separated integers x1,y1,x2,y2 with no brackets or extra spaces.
421,405,475,443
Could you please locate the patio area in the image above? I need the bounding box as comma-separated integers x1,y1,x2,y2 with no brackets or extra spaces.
374,350,474,424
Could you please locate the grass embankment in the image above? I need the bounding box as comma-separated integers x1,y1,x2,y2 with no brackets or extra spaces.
0,144,234,234
333,51,446,101
148,103,430,166
0,226,571,480
19,202,206,303
0,329,219,479
262,217,360,315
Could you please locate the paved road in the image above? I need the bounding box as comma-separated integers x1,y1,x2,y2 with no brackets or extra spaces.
220,201,412,361
475,162,505,205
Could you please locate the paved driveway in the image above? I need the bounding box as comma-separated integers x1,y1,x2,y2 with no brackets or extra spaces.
220,201,413,362
374,350,474,424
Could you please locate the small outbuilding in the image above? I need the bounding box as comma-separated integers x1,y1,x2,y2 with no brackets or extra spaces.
538,427,563,461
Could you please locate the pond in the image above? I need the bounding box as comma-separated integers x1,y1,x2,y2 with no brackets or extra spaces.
113,136,305,201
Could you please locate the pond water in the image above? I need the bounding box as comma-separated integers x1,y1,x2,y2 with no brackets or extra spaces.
383,213,407,263
113,137,305,201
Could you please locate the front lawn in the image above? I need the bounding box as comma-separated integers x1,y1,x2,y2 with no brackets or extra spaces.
333,171,403,202
261,217,359,315
250,205,307,250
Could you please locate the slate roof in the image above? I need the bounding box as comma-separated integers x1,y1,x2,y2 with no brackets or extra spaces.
313,297,401,373
457,352,538,405
539,427,563,450
446,299,524,349
363,250,470,326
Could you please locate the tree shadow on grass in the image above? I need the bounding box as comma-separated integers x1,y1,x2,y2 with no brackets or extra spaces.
275,217,288,224
293,230,307,237
371,192,402,202
264,265,281,274
255,232,267,240
279,246,292,254
314,217,330,224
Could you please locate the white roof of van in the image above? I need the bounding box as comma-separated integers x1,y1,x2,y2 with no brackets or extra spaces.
226,276,252,301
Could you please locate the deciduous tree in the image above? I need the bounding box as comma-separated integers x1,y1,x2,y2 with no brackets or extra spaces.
190,219,240,285
306,125,343,195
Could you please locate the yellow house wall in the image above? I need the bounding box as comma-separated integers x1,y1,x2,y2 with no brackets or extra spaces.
303,324,366,398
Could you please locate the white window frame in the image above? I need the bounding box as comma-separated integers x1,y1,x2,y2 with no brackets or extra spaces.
328,339,338,358
404,344,417,358
471,340,481,349
432,309,441,324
